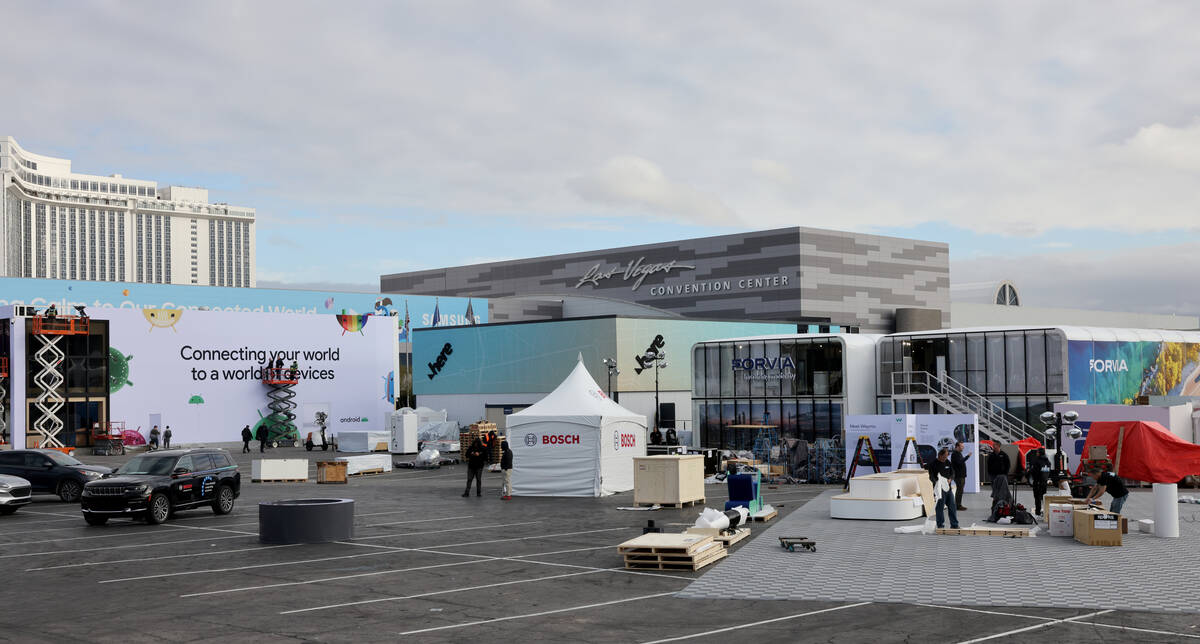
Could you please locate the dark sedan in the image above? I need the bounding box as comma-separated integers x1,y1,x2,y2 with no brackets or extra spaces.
0,449,112,502
80,449,240,525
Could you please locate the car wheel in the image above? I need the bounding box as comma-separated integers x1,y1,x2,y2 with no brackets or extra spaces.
84,515,108,526
0,506,17,515
212,485,235,515
59,479,83,503
145,493,171,525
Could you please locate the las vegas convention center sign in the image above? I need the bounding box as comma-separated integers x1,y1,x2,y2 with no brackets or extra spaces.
573,256,789,296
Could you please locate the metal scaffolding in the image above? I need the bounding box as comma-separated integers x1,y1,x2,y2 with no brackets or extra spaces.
30,316,90,449
262,367,300,448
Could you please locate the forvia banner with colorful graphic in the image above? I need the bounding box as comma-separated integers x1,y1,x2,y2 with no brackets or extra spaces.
0,277,484,327
104,307,398,445
1068,340,1200,404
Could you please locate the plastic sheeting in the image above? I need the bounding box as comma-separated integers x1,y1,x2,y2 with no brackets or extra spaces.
1081,421,1200,482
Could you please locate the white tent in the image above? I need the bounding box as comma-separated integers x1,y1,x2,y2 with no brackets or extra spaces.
508,356,647,496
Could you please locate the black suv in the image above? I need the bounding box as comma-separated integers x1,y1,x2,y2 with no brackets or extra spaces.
0,449,112,502
80,448,240,526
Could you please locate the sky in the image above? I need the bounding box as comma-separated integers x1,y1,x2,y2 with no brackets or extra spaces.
4,2,1199,314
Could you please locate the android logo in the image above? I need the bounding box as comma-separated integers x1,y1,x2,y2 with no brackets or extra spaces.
109,347,133,393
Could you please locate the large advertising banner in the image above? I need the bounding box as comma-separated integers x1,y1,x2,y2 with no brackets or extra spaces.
105,308,398,445
1068,340,1200,404
914,414,980,493
844,415,916,474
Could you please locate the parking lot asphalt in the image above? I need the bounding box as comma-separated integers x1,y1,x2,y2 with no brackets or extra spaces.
1,445,1198,643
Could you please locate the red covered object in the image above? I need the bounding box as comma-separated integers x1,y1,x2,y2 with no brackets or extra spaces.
1081,421,1200,483
980,438,1043,467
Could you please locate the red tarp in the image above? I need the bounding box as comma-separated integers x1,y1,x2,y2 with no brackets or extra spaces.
1081,421,1200,483
981,437,1043,467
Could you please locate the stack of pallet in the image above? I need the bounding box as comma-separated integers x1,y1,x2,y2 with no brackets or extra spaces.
459,421,498,460
617,533,728,571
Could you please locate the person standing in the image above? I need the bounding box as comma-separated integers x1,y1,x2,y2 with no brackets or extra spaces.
951,441,970,511
163,426,172,449
1026,448,1052,516
926,448,960,530
500,440,513,500
241,425,253,453
1085,467,1130,515
148,425,160,451
255,424,268,453
986,445,1010,486
462,438,486,498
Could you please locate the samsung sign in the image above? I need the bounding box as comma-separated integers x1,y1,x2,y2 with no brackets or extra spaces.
732,356,797,381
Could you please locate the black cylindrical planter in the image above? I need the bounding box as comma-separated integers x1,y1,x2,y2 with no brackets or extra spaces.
259,498,354,544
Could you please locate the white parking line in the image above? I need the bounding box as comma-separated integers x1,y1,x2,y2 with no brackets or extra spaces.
154,522,258,536
1075,619,1200,639
639,602,873,643
956,610,1114,644
181,544,625,597
357,514,475,529
399,591,680,635
0,533,249,559
417,526,632,549
349,520,541,541
0,524,203,548
27,543,302,571
913,603,1056,620
96,521,541,583
280,568,613,614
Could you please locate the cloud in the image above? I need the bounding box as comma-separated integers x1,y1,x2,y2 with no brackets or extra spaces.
568,156,735,225
954,242,1200,317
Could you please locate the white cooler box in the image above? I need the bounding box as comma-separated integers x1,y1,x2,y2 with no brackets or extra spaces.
336,453,393,475
337,431,391,453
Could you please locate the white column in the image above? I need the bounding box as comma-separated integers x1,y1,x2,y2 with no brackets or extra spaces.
1153,483,1180,538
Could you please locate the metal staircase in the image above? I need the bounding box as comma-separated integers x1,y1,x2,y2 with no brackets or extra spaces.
890,371,1045,444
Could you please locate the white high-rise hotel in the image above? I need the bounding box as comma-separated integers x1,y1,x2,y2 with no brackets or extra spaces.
0,136,255,287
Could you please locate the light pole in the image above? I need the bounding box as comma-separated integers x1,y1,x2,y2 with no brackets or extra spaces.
1039,410,1081,480
642,349,668,430
602,357,620,402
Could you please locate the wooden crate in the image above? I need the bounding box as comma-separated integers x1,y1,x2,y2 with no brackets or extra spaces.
633,455,705,507
618,533,727,571
316,461,347,484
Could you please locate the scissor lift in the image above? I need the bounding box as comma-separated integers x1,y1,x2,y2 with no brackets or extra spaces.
30,315,89,450
262,367,300,448
0,356,8,445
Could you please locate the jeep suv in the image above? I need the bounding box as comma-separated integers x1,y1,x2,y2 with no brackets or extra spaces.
80,448,240,526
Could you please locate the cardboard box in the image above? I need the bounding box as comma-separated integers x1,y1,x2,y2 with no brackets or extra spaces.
1138,519,1155,534
1088,445,1109,460
1073,508,1122,546
1048,504,1074,537
1044,495,1088,508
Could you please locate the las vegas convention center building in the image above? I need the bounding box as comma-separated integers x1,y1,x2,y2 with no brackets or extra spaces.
384,227,1200,447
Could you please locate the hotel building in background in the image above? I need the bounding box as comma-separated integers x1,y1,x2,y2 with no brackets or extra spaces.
0,136,255,287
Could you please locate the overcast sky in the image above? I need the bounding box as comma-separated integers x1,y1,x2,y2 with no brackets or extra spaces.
4,2,1199,314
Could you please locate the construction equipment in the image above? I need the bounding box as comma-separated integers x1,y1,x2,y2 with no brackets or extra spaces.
91,421,126,456
261,367,300,448
30,314,90,450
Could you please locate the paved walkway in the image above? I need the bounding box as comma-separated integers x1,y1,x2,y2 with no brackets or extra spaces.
680,489,1200,613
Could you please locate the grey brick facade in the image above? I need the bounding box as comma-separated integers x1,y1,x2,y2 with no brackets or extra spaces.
381,227,949,333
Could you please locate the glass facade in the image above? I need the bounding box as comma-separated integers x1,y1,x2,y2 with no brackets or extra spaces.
692,337,847,449
877,329,1067,431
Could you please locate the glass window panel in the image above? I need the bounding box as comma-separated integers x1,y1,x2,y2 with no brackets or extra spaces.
948,335,967,384
719,343,734,397
706,401,721,448
780,399,798,441
796,400,814,442
986,334,1006,393
779,342,795,396
704,344,720,398
721,400,735,447
750,400,765,427
1006,332,1026,393
814,400,832,440
693,345,705,397
794,340,810,395
878,339,894,395
1046,332,1066,394
830,401,843,443
733,342,749,397
764,341,781,397
1025,332,1047,394
765,399,781,433
749,342,765,397
966,334,986,392
827,342,843,395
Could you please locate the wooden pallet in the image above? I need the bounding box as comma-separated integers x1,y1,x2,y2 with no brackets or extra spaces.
623,546,727,571
751,508,778,522
637,498,705,509
252,478,308,483
347,468,385,477
935,526,1031,537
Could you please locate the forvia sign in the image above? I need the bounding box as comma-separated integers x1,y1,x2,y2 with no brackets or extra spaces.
634,334,666,375
731,355,797,381
573,256,696,291
426,343,453,380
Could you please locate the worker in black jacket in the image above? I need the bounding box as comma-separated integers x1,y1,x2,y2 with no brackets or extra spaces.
255,424,268,453
500,440,513,500
1026,448,1052,516
951,441,970,511
241,425,253,453
986,446,1011,485
926,448,960,529
463,438,487,498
